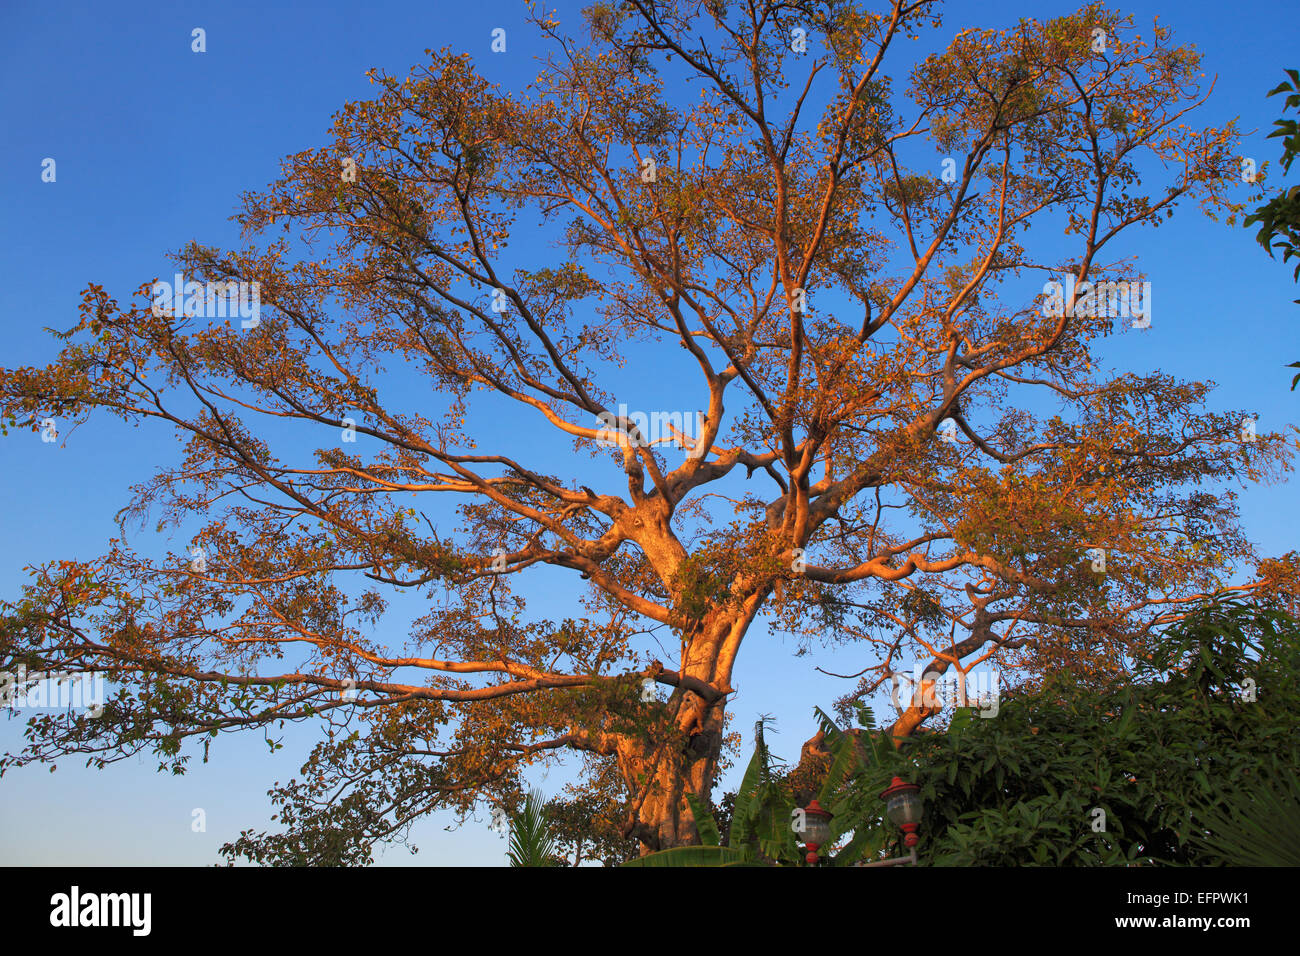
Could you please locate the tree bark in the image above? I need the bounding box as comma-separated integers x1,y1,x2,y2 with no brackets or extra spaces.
612,594,761,853
616,688,726,852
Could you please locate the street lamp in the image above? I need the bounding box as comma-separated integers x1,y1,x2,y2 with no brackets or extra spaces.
881,777,923,846
861,776,923,866
800,799,833,865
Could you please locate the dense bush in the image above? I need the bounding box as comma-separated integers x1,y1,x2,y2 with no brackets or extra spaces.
843,598,1300,866
627,597,1300,866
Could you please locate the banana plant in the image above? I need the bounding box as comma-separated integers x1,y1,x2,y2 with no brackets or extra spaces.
624,711,885,867
623,717,794,866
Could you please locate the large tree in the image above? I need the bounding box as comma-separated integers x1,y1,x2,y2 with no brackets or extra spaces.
1,0,1294,859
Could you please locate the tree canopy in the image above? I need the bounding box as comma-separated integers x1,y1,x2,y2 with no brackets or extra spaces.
1,0,1295,860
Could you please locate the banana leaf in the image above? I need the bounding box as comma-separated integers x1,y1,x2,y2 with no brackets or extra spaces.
818,723,862,804
729,719,772,848
685,791,721,847
621,845,750,867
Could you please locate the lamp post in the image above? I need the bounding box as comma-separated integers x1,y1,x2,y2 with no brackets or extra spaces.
800,799,833,865
861,777,923,866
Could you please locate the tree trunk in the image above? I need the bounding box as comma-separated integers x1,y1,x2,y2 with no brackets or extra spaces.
614,599,755,853
616,688,726,852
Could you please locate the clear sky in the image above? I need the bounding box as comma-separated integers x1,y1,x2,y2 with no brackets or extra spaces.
2,0,1297,866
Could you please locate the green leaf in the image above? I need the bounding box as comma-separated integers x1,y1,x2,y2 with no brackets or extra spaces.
1189,769,1300,866
813,706,843,739
622,845,750,867
506,790,559,867
817,728,861,804
948,707,975,736
685,792,720,847
729,719,771,848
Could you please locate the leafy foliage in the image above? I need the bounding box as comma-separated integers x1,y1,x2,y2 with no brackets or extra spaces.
628,598,1300,866
507,790,560,867
842,597,1300,865
626,711,873,866
542,785,640,866
1242,69,1300,387
1189,767,1300,866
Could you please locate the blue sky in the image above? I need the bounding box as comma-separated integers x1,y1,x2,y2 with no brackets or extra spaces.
1,0,1297,866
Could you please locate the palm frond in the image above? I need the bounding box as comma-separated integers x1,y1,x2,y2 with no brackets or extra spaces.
506,789,558,867
1191,772,1300,866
